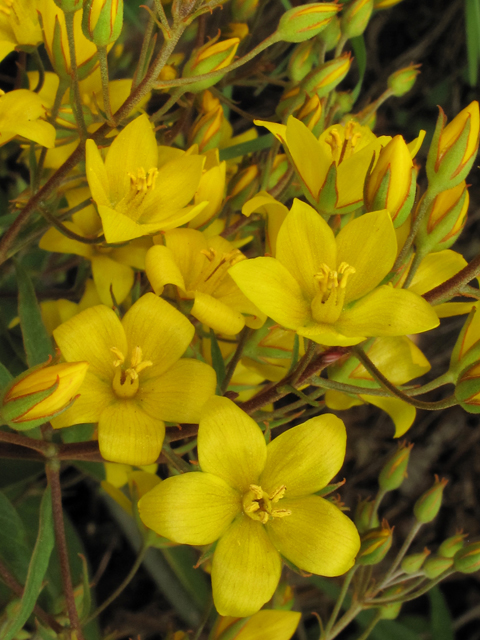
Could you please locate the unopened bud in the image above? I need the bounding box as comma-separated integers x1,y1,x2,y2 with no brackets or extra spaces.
387,64,421,97
341,0,374,39
276,3,340,43
228,165,260,210
189,104,223,153
450,304,480,380
82,0,123,48
357,520,393,565
53,0,82,12
297,94,323,131
272,581,295,610
354,498,379,534
374,0,405,8
454,541,480,574
401,548,430,574
288,40,316,83
334,91,355,118
231,0,259,21
276,85,306,120
438,533,467,558
301,53,352,99
378,442,413,491
182,37,240,93
455,361,480,413
0,360,88,430
377,585,403,619
413,476,448,523
423,555,453,579
317,15,341,51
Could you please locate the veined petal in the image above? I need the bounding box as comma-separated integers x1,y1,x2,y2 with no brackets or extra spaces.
254,119,287,144
212,515,282,617
39,223,94,259
122,293,194,380
91,255,134,306
198,396,267,493
139,358,216,423
267,495,360,576
276,199,336,299
192,292,245,335
229,257,311,331
285,117,330,200
86,139,110,205
297,323,366,346
11,120,55,148
337,286,439,337
53,305,127,379
163,228,209,289
435,301,476,318
408,250,467,296
260,415,346,498
145,244,186,294
225,610,301,640
336,210,397,303
336,141,383,210
142,155,205,214
138,472,240,545
51,371,114,428
362,394,416,438
325,390,364,410
98,401,165,465
97,205,183,243
144,202,208,228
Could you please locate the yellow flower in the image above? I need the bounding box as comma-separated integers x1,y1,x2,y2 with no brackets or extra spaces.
325,336,430,437
146,229,265,335
0,89,55,148
229,200,439,346
86,115,208,242
139,396,360,617
0,0,42,62
212,609,301,640
39,187,150,306
51,293,216,465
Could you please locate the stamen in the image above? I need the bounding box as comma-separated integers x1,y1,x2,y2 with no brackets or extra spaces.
243,483,291,523
111,347,125,367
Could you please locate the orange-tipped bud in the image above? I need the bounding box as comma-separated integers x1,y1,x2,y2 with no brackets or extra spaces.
416,181,468,253
228,165,260,210
423,555,453,579
276,3,341,43
388,64,421,97
354,498,380,534
378,585,404,619
189,104,224,153
297,94,323,131
231,0,259,21
378,442,413,491
82,0,123,48
317,15,341,51
374,0,405,8
182,37,240,93
455,360,480,413
439,533,467,558
341,0,374,39
454,541,480,574
401,548,430,574
450,304,480,380
301,53,352,99
288,40,316,83
413,476,448,523
357,520,393,565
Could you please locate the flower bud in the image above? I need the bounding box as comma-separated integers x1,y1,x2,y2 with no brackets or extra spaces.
272,581,295,610
297,94,323,131
454,541,480,574
212,609,301,640
354,498,379,534
276,3,340,43
454,361,480,413
189,104,223,153
413,476,448,523
374,0,405,8
301,53,352,99
53,0,83,12
401,548,430,574
423,555,453,579
438,533,466,558
378,442,413,491
365,135,416,227
275,85,306,120
231,0,259,21
377,585,403,620
341,0,374,39
415,182,468,254
0,360,88,431
333,91,355,118
82,0,123,48
387,64,421,97
288,40,316,83
317,15,341,51
426,102,480,192
450,304,480,379
357,520,393,565
228,165,260,211
182,37,240,93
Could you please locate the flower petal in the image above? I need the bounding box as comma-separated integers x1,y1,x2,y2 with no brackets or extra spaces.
192,291,245,335
361,394,416,438
267,495,360,575
85,139,110,205
297,323,365,346
163,228,208,289
276,199,336,299
408,250,467,296
145,244,186,294
98,400,165,465
285,117,330,200
260,414,347,498
139,358,216,423
121,293,194,379
53,305,127,379
198,396,267,493
51,371,114,428
228,610,301,640
337,286,439,337
39,223,93,259
138,472,240,545
212,515,282,616
336,210,397,303
229,257,311,331
91,255,134,306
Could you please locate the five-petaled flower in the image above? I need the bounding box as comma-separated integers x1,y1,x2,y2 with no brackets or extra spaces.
139,396,360,616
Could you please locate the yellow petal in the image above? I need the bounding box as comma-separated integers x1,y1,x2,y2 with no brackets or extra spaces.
39,223,94,259
91,255,134,306
325,390,364,410
51,371,114,428
336,140,383,210
121,293,194,380
362,394,416,438
337,286,439,337
212,515,282,617
276,199,336,299
105,462,131,488
359,336,430,385
163,228,208,289
229,257,311,331
53,305,127,380
85,139,110,206
408,250,467,296
260,415,346,499
297,323,365,346
99,400,165,465
228,610,301,640
145,245,186,294
198,396,267,493
138,472,240,545
192,291,245,335
266,495,360,575
139,358,216,423
336,210,397,303
435,301,476,318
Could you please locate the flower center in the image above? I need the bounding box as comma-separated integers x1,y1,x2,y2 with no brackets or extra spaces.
192,247,245,295
311,262,356,325
117,167,159,221
242,484,292,524
128,167,158,193
0,0,13,15
326,121,362,164
110,346,153,398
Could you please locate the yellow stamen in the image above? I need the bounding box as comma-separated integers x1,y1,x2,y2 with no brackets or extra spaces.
110,346,153,398
128,167,159,193
311,262,356,324
326,120,362,164
242,483,292,524
193,247,246,295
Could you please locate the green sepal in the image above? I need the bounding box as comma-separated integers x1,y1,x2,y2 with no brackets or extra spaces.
216,618,251,640
449,306,480,379
416,186,468,254
316,162,338,215
316,478,346,497
0,378,60,431
82,0,124,48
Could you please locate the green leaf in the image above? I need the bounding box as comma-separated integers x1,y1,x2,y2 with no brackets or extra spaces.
219,134,274,161
161,546,210,612
466,0,480,86
0,486,55,640
428,586,454,640
210,329,226,394
0,491,31,583
15,261,54,367
0,362,13,390
351,35,367,102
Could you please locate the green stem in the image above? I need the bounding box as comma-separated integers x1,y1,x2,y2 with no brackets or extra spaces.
406,371,454,396
84,545,149,623
153,0,171,33
327,603,363,639
132,12,157,89
403,249,424,289
0,430,56,455
162,442,193,473
221,326,252,395
32,48,45,93
192,598,214,640
370,489,387,528
97,46,115,126
380,521,422,586
64,11,87,140
150,87,187,123
392,190,436,273
355,611,382,640
369,573,450,605
39,206,105,244
324,566,358,638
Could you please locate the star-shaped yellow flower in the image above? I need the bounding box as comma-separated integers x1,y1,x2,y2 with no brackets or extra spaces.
229,200,439,346
51,293,216,465
139,396,360,617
